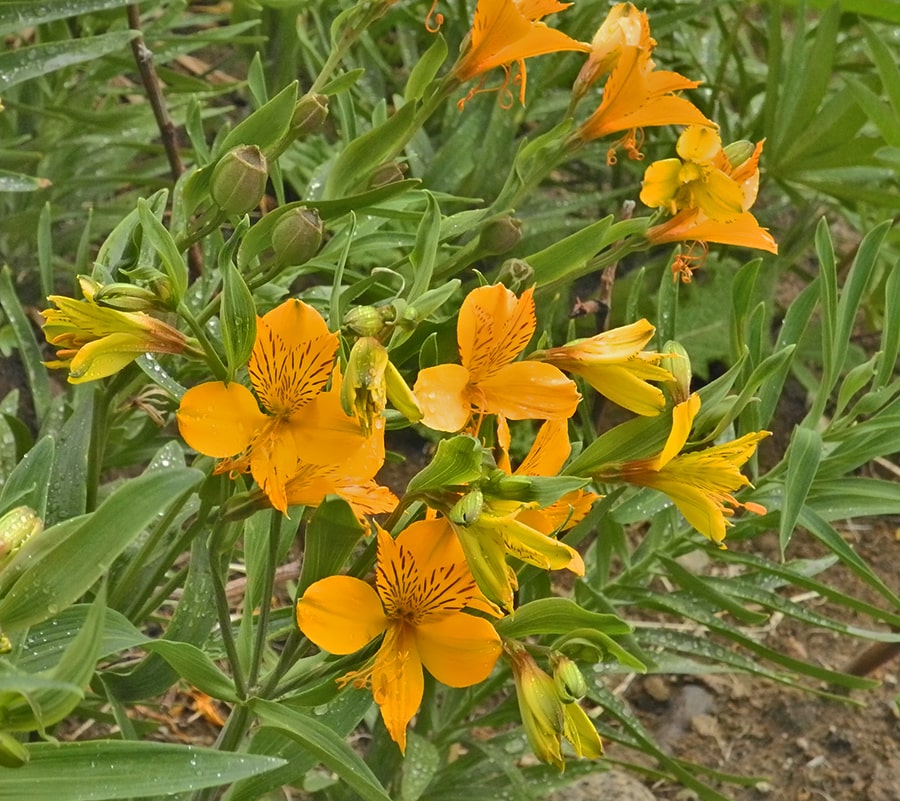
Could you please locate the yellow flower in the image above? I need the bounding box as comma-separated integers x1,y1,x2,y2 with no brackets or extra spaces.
507,641,602,769
528,319,673,416
296,521,502,753
177,299,369,514
575,44,715,164
602,394,769,544
451,0,590,108
644,136,778,282
443,500,585,612
42,292,187,384
414,284,580,433
572,2,654,104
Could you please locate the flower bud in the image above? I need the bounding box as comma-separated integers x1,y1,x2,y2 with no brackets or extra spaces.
449,489,484,526
272,207,323,266
291,93,329,136
344,305,389,338
550,654,588,703
478,217,522,256
662,340,692,403
384,360,422,424
211,145,268,216
723,139,755,169
342,336,390,436
496,258,534,289
0,506,42,564
367,161,407,189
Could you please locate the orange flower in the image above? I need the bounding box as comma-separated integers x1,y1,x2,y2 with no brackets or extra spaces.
575,44,714,164
643,135,778,281
413,284,580,433
451,0,590,108
177,300,369,513
601,394,769,544
572,2,654,104
529,319,673,416
296,522,502,753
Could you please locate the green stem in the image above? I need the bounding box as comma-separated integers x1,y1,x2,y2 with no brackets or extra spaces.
86,384,110,512
247,510,282,692
178,301,228,381
189,704,252,801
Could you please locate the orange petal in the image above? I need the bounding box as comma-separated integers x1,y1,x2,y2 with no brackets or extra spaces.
516,419,571,476
416,612,501,687
286,379,370,465
459,284,535,381
296,575,388,654
414,364,472,432
477,361,579,421
371,624,423,754
177,381,266,458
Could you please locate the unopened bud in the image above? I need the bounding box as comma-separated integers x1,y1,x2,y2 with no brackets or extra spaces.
723,140,755,169
0,506,42,564
291,93,329,136
449,489,484,526
344,305,389,337
384,360,422,424
368,161,407,189
342,337,389,436
93,282,165,312
662,340,692,402
272,207,323,266
497,259,534,289
550,654,588,703
478,217,522,256
211,145,268,216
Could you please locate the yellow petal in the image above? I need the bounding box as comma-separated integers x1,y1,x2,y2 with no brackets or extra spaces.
416,612,501,687
66,333,145,382
371,624,423,754
639,158,683,212
414,364,472,432
563,702,603,758
690,169,745,222
655,393,701,468
676,125,722,163
500,516,585,574
177,381,267,458
296,575,388,653
572,362,667,416
477,361,580,421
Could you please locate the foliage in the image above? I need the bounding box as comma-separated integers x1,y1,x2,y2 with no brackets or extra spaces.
0,1,898,800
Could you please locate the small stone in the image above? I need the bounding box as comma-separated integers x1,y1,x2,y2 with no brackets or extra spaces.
548,770,658,801
644,676,671,702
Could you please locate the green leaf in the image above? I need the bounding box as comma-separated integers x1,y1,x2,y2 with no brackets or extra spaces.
44,387,92,526
220,81,298,156
405,34,448,102
495,598,631,639
406,435,484,495
0,169,50,192
0,0,137,35
408,191,442,301
297,497,366,595
142,640,238,703
252,699,393,801
554,628,647,672
401,732,441,801
0,436,54,519
0,31,138,91
779,426,822,553
0,467,202,631
0,266,51,423
221,260,257,378
565,411,671,476
137,197,188,304
3,741,284,800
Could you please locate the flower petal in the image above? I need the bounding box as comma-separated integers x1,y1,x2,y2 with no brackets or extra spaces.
516,419,571,476
371,624,423,754
177,381,266,458
414,364,472,432
416,612,501,687
296,575,388,654
477,361,579,421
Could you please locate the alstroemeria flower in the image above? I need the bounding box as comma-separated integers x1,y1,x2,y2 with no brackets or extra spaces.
575,44,715,163
644,137,778,281
572,2,654,104
443,500,585,612
498,419,599,534
600,394,769,544
177,300,368,513
414,284,580,434
296,521,502,753
528,319,673,416
42,292,187,384
451,0,590,108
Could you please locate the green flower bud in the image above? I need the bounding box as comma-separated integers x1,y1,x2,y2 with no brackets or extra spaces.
344,305,388,338
550,654,588,703
497,258,535,289
272,207,323,266
478,217,522,256
723,140,755,169
211,145,268,216
0,506,42,564
342,336,389,437
384,360,422,424
291,93,329,136
368,161,407,189
449,489,484,526
662,340,692,403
